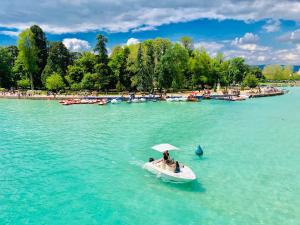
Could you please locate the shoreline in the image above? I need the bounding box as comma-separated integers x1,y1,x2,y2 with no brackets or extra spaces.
0,89,286,101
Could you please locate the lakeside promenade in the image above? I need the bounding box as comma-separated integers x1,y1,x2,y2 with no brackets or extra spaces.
0,88,285,101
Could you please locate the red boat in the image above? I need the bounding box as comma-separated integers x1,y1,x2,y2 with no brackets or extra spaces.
98,99,107,105
187,94,198,102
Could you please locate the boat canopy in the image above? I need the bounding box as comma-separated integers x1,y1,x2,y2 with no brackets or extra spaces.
152,143,179,152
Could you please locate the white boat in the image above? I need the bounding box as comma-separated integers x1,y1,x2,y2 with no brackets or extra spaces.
131,98,140,103
140,98,146,102
111,99,120,104
239,94,249,99
178,97,187,102
166,98,177,102
143,144,196,183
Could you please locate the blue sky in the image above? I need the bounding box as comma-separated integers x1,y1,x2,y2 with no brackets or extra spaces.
1,0,300,65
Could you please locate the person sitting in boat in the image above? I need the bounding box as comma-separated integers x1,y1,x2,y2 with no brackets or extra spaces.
163,150,172,164
174,161,181,173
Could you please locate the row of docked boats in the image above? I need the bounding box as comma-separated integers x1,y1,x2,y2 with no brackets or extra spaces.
59,93,252,106
165,95,198,102
59,99,101,105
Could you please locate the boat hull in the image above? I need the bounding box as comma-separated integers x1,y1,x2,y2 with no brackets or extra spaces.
143,160,196,183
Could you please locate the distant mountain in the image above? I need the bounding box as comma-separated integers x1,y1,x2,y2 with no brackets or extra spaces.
257,65,300,72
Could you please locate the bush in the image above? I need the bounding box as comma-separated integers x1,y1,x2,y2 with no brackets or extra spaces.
17,78,31,89
242,74,259,88
80,73,99,90
45,73,65,92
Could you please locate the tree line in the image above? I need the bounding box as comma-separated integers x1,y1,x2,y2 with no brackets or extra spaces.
1,25,297,93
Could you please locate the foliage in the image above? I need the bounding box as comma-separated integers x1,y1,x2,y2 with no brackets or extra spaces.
189,48,211,88
94,34,111,90
17,78,31,89
30,25,47,87
80,73,100,90
42,41,70,84
109,46,131,90
242,74,259,88
262,65,293,81
45,72,65,92
0,47,16,88
158,44,189,90
1,27,269,92
17,29,38,90
65,65,84,85
180,36,194,54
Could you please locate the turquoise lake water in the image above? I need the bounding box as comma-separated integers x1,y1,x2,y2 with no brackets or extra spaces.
1,88,300,225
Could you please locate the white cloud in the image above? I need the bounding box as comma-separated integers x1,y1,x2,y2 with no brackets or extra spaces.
126,38,140,46
132,26,157,32
230,33,269,53
263,19,280,32
232,33,259,45
194,41,224,56
0,30,20,37
0,1,300,34
279,29,300,43
223,44,300,65
62,38,91,52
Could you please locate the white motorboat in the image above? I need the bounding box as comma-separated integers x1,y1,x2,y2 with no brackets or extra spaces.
131,98,139,103
143,144,196,183
166,98,175,102
178,97,188,102
111,98,120,104
239,94,249,99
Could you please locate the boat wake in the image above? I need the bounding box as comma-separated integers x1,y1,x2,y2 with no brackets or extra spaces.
128,159,145,167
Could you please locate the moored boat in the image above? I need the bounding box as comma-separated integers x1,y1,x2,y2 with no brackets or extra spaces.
187,94,198,102
98,99,107,105
111,98,121,104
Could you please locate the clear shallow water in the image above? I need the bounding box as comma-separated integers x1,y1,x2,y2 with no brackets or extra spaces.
1,88,300,225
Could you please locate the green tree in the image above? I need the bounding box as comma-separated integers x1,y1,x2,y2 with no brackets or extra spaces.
45,72,65,92
136,44,147,92
80,73,100,90
144,41,155,91
17,29,38,90
282,65,293,80
65,65,84,88
228,57,249,84
42,41,70,84
262,65,285,81
109,46,131,90
76,52,97,73
94,34,109,64
249,66,263,79
180,36,194,55
0,47,17,88
94,34,111,90
158,44,189,90
30,25,47,87
17,78,31,89
189,48,212,89
242,73,259,88
152,38,172,87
